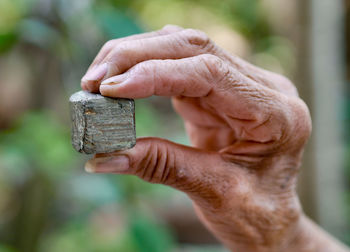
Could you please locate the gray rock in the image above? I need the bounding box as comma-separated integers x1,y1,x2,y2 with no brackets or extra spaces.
69,91,136,154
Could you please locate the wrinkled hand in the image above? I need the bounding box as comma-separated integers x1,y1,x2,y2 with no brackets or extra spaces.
82,25,312,251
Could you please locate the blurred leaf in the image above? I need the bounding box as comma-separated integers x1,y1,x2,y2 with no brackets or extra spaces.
67,174,122,205
40,217,136,252
135,99,161,137
94,6,143,39
18,18,60,49
221,0,271,40
129,214,174,252
0,0,22,33
185,0,271,44
0,32,17,53
0,111,76,178
39,221,93,252
112,175,161,203
0,244,17,252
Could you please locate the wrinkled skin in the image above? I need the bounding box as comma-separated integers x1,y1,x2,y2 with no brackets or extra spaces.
82,25,349,252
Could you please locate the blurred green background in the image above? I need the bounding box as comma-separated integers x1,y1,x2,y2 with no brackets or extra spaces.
0,0,349,251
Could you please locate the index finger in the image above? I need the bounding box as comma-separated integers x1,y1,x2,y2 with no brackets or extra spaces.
88,25,183,69
82,25,183,92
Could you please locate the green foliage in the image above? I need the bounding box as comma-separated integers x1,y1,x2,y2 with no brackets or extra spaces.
67,174,123,206
18,18,60,50
0,0,40,52
0,244,17,252
162,0,271,47
40,220,134,252
0,32,17,53
40,207,174,252
129,214,174,252
94,6,143,39
0,111,76,178
203,0,271,40
135,99,161,137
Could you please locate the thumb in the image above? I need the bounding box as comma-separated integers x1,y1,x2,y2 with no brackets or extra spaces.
85,137,230,199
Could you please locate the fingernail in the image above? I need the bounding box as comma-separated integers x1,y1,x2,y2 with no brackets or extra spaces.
101,73,129,85
81,63,108,82
85,155,130,173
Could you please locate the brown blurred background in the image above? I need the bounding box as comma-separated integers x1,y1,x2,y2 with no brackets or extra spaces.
0,0,349,251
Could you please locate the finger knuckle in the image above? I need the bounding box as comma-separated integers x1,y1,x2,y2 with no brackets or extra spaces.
181,28,214,52
199,54,231,83
278,75,294,88
109,42,131,61
132,60,155,76
137,142,174,185
278,76,297,94
271,73,299,96
290,98,312,143
102,39,116,51
105,42,132,72
277,97,312,152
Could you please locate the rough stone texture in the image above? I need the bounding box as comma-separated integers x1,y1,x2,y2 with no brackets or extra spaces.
69,91,136,154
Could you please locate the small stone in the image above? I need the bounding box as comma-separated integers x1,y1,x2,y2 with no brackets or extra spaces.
69,91,136,154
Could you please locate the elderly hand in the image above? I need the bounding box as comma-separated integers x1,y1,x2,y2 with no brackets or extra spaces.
81,25,347,252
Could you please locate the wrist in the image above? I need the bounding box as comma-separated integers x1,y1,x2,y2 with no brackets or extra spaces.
224,213,349,252
283,214,349,252
218,211,303,252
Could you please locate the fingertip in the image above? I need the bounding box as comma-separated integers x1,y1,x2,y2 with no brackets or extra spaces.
100,81,143,99
82,63,108,82
85,160,96,173
85,155,130,174
101,72,129,85
81,79,94,91
81,63,108,92
81,81,88,91
81,80,99,93
99,84,116,97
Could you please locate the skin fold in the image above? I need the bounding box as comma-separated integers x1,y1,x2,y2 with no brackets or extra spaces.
81,25,350,252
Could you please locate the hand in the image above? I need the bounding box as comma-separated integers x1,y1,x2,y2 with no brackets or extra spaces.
81,25,327,251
